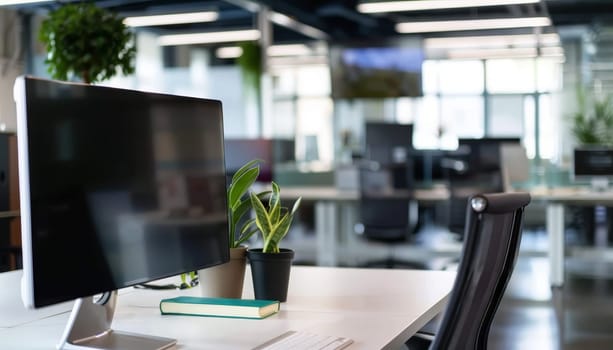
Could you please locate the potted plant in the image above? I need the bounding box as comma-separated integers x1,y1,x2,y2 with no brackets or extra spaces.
198,160,268,298
571,90,613,146
247,182,302,302
38,2,136,84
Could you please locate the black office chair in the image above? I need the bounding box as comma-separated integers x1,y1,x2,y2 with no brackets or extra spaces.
355,161,424,269
406,192,531,350
442,156,505,239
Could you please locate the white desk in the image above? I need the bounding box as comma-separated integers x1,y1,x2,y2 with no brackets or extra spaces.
0,266,455,350
531,186,613,287
280,186,449,266
283,185,608,289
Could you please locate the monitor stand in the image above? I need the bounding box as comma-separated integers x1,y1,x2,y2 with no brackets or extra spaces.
58,291,176,350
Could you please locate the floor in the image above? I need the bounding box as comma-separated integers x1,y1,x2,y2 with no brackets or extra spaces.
488,236,613,350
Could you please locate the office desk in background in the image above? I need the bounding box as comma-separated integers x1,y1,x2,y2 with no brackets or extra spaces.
280,186,450,266
283,185,613,289
0,266,456,350
531,186,613,287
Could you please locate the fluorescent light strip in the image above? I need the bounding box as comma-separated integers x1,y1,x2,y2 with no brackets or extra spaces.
396,17,551,33
448,46,564,59
216,46,243,59
0,0,51,5
358,0,539,13
124,11,218,27
158,29,260,46
267,44,311,56
216,44,313,59
425,33,560,49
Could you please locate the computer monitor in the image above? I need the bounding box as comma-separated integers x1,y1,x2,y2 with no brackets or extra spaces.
456,137,521,173
14,76,229,349
364,122,414,165
573,148,613,189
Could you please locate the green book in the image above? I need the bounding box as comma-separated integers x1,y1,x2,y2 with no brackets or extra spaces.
159,296,280,319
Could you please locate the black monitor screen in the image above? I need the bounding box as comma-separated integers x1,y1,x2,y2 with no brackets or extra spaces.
365,122,414,147
574,148,613,178
365,122,413,165
457,137,521,172
16,76,229,308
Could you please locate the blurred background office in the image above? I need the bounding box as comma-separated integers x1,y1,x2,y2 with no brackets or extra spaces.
1,1,613,349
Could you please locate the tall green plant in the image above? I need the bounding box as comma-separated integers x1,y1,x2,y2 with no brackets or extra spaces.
249,182,301,253
227,159,269,248
38,2,136,84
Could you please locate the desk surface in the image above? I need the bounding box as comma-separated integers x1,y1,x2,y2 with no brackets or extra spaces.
530,186,613,204
280,186,450,203
0,266,455,350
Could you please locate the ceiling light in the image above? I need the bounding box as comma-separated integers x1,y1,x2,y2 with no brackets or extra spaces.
158,29,260,46
358,0,539,13
124,11,218,27
216,44,313,59
424,33,560,49
0,0,51,5
267,44,311,56
396,17,551,33
447,46,564,59
216,46,243,59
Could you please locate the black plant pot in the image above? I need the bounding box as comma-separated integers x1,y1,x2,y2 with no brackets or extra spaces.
247,248,294,302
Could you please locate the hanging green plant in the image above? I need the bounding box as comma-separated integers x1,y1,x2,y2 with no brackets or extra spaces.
236,41,262,97
38,2,136,84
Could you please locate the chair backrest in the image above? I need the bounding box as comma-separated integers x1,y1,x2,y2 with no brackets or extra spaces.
430,192,531,350
356,162,417,242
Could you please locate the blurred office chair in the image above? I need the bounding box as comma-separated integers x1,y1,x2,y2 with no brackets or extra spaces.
354,161,423,269
405,192,531,350
442,155,504,240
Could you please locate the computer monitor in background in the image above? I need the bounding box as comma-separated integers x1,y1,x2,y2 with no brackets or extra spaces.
574,148,613,189
364,122,414,165
14,76,229,349
272,138,296,164
410,150,447,187
456,137,521,173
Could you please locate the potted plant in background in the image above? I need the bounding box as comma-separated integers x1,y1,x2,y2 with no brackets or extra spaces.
247,182,301,302
571,89,613,146
38,2,136,84
198,160,269,298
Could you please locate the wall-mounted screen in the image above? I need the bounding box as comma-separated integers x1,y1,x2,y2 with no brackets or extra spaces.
330,40,424,99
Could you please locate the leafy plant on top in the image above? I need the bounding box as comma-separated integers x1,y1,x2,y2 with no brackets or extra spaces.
38,2,136,84
249,182,301,253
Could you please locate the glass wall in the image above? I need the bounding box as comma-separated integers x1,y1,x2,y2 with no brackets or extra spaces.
416,57,563,160
267,54,562,162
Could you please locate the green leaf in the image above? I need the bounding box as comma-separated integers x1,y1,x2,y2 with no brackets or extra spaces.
269,182,281,223
231,159,263,183
228,167,259,208
250,192,273,240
